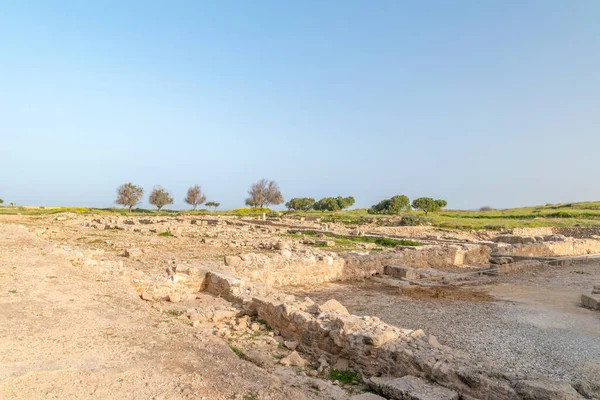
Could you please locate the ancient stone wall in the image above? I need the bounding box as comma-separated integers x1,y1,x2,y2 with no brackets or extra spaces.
223,244,491,288
510,227,600,239
202,271,586,400
496,239,600,257
554,227,600,239
510,227,554,236
342,244,490,274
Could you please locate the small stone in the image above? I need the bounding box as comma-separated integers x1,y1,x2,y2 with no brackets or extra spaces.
141,291,154,301
428,335,440,347
250,323,261,331
332,358,349,371
410,329,425,338
284,340,299,351
318,299,349,315
279,351,308,367
168,292,181,303
224,255,243,267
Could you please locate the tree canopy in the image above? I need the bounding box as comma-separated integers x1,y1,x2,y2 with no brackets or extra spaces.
205,201,220,211
313,196,355,212
411,197,447,215
149,186,174,211
285,197,315,211
184,185,207,210
115,183,144,212
369,195,410,214
245,179,283,208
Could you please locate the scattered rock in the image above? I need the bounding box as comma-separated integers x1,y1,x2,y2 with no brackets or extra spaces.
332,358,349,371
279,351,307,367
489,256,514,265
317,299,349,315
284,340,299,351
514,379,582,400
380,375,459,400
224,255,243,267
350,394,386,400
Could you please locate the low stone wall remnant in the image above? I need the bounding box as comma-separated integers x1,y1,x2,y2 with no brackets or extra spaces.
201,271,587,400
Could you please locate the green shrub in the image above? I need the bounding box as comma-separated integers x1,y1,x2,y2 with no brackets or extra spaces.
285,197,315,210
369,195,410,214
399,214,430,226
329,369,362,385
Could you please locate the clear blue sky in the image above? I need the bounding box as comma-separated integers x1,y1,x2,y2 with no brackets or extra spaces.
1,1,599,210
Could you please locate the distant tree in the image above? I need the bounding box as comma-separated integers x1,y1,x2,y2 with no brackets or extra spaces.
369,195,410,214
148,186,174,211
0,199,3,205
245,179,283,208
313,197,338,212
479,205,494,211
313,196,354,212
285,197,315,211
115,183,144,212
412,197,446,215
389,195,411,214
10,202,15,206
184,185,207,210
206,201,220,211
336,196,355,210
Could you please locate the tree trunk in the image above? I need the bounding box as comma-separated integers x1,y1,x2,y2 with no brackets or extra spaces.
128,205,132,213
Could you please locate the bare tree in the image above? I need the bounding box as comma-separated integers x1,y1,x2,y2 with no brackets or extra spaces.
115,182,144,212
148,186,173,211
245,179,283,208
184,185,207,210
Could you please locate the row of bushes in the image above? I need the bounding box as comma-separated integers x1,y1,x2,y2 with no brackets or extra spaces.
369,195,447,215
285,196,356,212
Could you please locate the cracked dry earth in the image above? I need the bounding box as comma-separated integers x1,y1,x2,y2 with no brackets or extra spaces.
0,222,349,400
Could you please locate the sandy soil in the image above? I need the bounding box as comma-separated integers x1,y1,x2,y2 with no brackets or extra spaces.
0,222,350,400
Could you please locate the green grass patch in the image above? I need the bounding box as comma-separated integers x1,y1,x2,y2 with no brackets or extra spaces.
329,369,362,385
229,344,246,359
164,309,184,317
158,231,175,237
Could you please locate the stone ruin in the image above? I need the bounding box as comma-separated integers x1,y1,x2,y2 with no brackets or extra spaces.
42,214,600,399
129,264,590,399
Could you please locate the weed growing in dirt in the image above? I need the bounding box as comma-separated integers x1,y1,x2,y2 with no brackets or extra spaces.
329,369,362,385
164,309,184,317
158,231,175,237
229,344,246,359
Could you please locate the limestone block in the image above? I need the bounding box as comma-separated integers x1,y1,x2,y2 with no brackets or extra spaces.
381,376,459,400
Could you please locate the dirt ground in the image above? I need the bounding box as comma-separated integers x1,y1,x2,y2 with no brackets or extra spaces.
0,221,354,400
